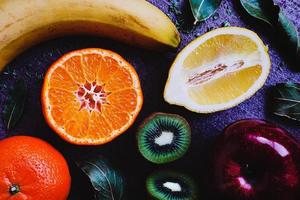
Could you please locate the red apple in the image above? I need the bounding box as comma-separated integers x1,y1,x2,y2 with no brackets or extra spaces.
212,119,300,200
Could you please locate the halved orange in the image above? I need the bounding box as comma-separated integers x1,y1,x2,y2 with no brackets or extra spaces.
42,48,143,145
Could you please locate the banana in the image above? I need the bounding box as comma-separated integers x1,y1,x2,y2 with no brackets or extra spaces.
0,0,180,71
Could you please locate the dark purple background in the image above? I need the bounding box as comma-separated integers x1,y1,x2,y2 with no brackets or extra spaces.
0,0,299,199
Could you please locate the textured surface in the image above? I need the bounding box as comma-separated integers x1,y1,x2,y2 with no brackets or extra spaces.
0,0,299,199
0,136,71,200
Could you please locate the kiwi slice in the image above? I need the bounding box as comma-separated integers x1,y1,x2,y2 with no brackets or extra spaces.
146,170,199,200
137,112,191,164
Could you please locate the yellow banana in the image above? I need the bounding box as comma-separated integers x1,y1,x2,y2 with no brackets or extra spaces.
0,0,180,71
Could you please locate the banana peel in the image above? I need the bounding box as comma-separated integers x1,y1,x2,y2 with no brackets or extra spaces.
0,0,180,71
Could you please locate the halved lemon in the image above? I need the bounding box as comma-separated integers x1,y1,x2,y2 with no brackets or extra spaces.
164,27,270,113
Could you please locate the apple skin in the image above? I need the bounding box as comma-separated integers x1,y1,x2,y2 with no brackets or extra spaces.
212,119,300,200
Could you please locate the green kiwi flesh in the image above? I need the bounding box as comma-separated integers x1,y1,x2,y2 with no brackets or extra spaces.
137,112,191,164
146,170,199,200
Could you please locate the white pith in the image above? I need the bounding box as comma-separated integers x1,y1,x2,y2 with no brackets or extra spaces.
163,182,182,192
186,52,260,86
154,131,174,146
164,27,271,113
76,82,109,112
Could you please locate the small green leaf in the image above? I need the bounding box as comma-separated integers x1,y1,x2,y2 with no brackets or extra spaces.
189,0,222,24
2,79,27,130
278,11,300,56
240,0,274,25
76,156,125,200
240,0,299,59
272,83,300,121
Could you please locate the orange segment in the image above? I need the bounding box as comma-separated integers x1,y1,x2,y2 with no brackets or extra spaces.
42,48,143,145
49,67,77,91
96,56,119,84
48,88,75,106
50,103,79,126
63,55,85,84
107,89,138,112
64,109,90,139
50,106,68,126
102,104,130,131
82,53,101,82
105,68,134,91
88,112,113,139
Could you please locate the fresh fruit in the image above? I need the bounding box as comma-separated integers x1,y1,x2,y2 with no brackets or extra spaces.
42,48,143,145
0,136,71,200
164,27,270,113
212,119,300,200
0,0,180,72
146,170,199,200
137,113,191,164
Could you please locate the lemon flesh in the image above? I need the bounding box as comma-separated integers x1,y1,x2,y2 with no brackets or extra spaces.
188,65,262,105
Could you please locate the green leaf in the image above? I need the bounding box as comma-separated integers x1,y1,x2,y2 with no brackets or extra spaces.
240,0,274,25
240,0,299,58
76,156,125,200
2,79,27,130
272,83,300,121
278,11,300,55
189,0,222,24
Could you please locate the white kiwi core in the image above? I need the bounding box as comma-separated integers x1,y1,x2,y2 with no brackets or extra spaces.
154,131,174,146
163,182,182,192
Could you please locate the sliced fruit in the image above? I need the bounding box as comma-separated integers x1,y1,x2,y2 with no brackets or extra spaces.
42,48,143,145
137,113,191,164
146,170,199,200
164,27,271,113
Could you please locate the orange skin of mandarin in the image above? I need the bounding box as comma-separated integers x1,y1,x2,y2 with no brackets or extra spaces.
0,136,71,200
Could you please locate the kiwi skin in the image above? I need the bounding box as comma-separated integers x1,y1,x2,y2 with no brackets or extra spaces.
146,170,199,200
137,112,191,164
